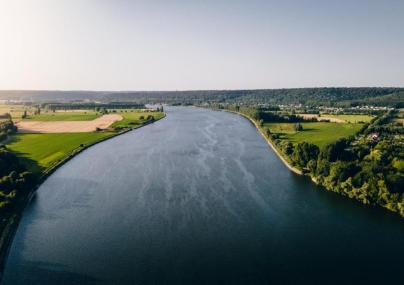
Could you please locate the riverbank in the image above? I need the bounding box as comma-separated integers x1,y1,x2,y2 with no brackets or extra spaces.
223,109,302,175
223,108,404,219
0,113,166,280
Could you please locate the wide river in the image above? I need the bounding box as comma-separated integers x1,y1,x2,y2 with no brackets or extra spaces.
2,107,404,284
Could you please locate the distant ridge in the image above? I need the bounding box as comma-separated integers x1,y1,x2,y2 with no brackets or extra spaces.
0,87,403,107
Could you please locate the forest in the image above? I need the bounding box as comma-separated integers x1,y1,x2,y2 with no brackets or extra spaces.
1,87,403,107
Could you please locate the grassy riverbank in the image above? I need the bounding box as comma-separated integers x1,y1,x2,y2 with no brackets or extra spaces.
7,132,115,174
264,122,362,148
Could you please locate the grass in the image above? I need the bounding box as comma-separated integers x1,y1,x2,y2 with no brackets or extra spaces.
325,114,374,123
265,122,362,148
22,111,99,121
7,132,115,174
111,111,164,128
4,108,165,175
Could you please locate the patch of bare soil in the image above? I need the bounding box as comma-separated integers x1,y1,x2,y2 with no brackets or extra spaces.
298,114,345,123
16,114,123,133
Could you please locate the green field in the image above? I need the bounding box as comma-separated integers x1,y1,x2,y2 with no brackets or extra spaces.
23,111,99,121
265,122,362,148
7,132,114,173
111,111,164,128
325,114,374,123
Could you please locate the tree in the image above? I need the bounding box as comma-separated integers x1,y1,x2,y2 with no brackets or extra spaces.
320,138,348,162
258,119,264,127
295,123,303,131
292,142,319,168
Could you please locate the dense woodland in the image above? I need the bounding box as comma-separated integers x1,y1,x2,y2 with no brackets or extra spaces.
1,87,403,107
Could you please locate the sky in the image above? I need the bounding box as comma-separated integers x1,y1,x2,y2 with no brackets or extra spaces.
0,0,403,91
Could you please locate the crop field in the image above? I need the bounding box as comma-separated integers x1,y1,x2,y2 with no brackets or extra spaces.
22,110,99,121
16,114,122,133
325,114,374,123
111,111,164,128
7,132,114,173
265,122,363,148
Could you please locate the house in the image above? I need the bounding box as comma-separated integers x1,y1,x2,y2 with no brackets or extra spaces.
368,133,379,142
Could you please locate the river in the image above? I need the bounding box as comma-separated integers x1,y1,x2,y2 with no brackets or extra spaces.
2,107,404,284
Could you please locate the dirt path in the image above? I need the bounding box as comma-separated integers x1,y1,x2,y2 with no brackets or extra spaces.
16,114,123,133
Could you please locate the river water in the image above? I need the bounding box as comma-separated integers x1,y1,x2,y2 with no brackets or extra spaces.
2,107,404,284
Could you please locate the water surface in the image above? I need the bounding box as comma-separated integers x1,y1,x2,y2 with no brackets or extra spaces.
3,107,404,284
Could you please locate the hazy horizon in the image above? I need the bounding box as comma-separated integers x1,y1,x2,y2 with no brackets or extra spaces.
1,0,403,91
1,86,404,93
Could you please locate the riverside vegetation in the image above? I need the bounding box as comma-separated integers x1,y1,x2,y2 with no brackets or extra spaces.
213,105,404,217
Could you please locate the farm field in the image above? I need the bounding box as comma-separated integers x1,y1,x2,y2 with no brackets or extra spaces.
265,122,363,148
298,113,374,123
325,114,374,123
7,132,115,173
22,110,99,121
6,108,166,173
111,111,164,128
16,114,122,133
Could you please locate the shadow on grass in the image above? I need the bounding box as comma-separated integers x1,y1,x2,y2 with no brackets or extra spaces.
5,136,44,175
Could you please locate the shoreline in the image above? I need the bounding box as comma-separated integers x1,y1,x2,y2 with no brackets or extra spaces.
223,109,403,218
0,114,166,281
223,109,303,175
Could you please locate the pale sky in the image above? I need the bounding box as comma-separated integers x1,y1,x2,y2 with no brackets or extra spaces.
0,0,403,91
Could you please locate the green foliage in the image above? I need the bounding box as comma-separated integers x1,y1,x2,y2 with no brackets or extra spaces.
292,142,319,168
0,147,34,212
0,119,18,142
1,88,403,107
269,122,362,148
112,111,164,129
235,104,403,218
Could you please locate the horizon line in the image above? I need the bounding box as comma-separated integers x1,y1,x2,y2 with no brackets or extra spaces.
1,86,404,93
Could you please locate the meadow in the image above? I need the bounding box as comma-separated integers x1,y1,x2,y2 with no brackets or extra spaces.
22,110,99,121
111,111,165,128
0,104,101,121
325,114,374,123
265,122,363,148
7,132,115,174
